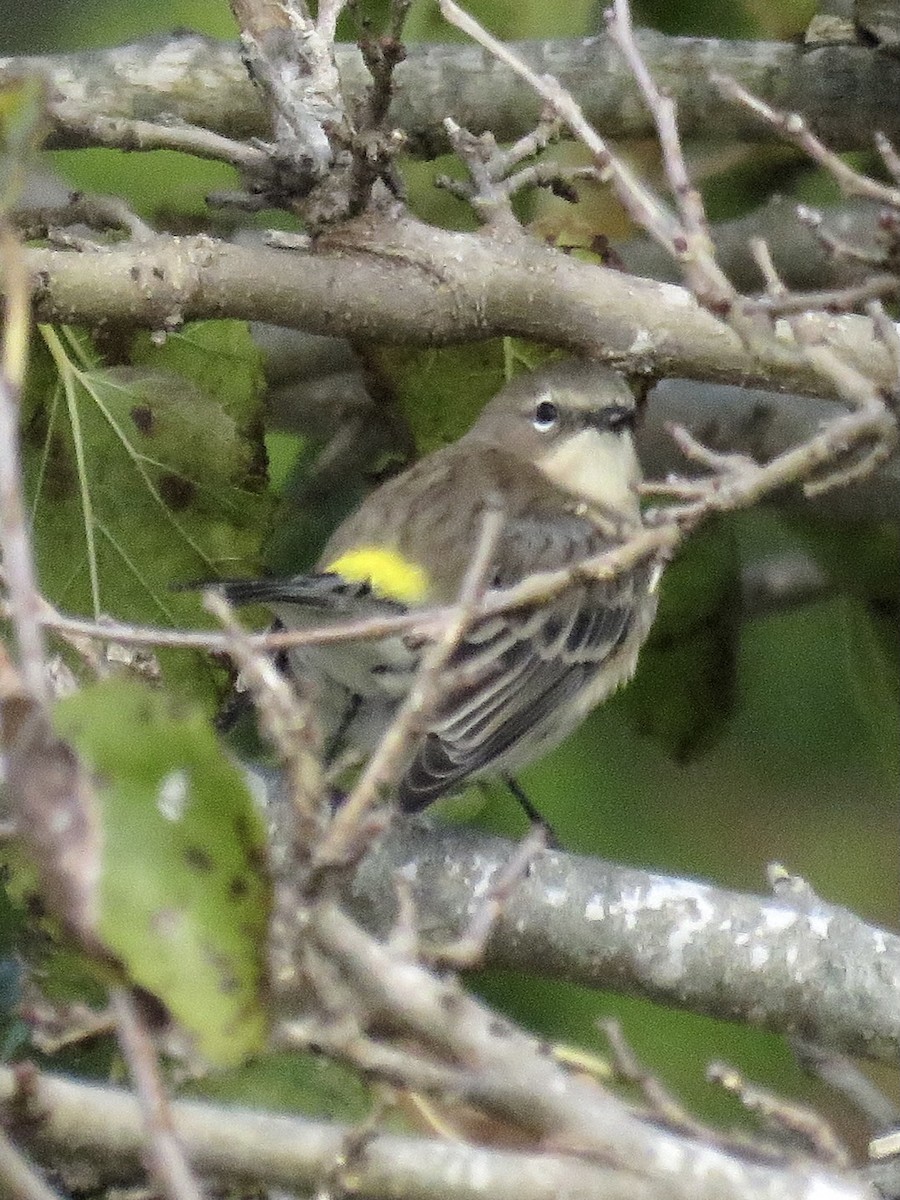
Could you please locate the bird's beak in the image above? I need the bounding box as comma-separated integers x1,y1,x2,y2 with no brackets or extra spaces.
590,405,636,433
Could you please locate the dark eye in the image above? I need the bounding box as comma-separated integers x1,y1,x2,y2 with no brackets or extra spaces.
533,399,559,432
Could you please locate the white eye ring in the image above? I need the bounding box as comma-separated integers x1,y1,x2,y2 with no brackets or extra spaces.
532,399,559,432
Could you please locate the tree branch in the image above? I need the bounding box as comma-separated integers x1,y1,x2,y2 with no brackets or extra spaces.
22,223,900,395
5,31,900,156
334,819,900,1062
0,1062,864,1200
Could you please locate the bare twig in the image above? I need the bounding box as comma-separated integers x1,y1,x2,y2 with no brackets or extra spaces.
791,1040,900,1132
604,0,733,308
795,205,890,268
0,229,47,704
875,130,900,184
312,504,506,869
601,1017,708,1137
204,590,326,837
747,274,900,315
12,193,155,242
707,1062,851,1167
438,0,684,257
316,0,349,47
110,987,205,1200
0,591,106,677
51,112,273,176
744,238,899,492
438,113,568,226
713,75,900,208
866,299,900,407
26,529,675,659
871,1130,900,1159
428,822,547,966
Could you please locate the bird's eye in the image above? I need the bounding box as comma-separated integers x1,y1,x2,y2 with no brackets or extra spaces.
532,399,559,432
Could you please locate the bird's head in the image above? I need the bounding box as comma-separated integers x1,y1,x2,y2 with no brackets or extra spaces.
465,360,642,516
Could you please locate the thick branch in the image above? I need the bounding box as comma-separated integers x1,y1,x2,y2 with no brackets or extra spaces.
338,820,900,1062
0,1066,653,1200
22,221,900,395
0,1064,871,1200
5,32,900,155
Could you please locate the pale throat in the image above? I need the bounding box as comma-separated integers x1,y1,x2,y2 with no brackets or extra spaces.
538,428,641,519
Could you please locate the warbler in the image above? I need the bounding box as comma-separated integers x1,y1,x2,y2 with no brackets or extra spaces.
217,360,660,813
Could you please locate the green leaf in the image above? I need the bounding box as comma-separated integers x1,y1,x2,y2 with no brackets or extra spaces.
128,320,267,432
23,324,272,700
52,678,270,1066
371,344,503,454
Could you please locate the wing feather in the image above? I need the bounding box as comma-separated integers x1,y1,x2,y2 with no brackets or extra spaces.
398,511,650,810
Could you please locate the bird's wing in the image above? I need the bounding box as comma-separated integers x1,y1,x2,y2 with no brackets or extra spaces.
209,574,407,618
397,514,649,810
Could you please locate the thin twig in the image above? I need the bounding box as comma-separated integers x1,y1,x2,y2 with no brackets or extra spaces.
312,503,506,870
438,112,567,225
866,299,900,409
795,204,888,268
707,1061,851,1167
747,275,899,315
604,0,732,307
713,75,900,208
204,590,326,838
791,1039,900,1132
110,987,205,1200
32,529,676,655
875,131,900,185
438,0,682,256
12,194,155,242
600,1018,707,1136
316,0,348,45
0,229,48,704
53,112,274,176
428,822,547,967
871,1130,900,1159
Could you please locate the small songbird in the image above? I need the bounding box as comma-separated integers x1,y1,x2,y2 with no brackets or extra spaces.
217,360,660,815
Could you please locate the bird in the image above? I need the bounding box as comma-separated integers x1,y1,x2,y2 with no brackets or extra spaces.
215,359,660,817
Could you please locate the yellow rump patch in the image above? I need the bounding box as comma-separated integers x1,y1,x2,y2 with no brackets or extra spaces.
325,545,429,604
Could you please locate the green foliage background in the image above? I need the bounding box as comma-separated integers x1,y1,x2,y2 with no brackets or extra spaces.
4,0,897,1145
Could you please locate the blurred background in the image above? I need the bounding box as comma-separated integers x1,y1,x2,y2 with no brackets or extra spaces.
3,0,897,1147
